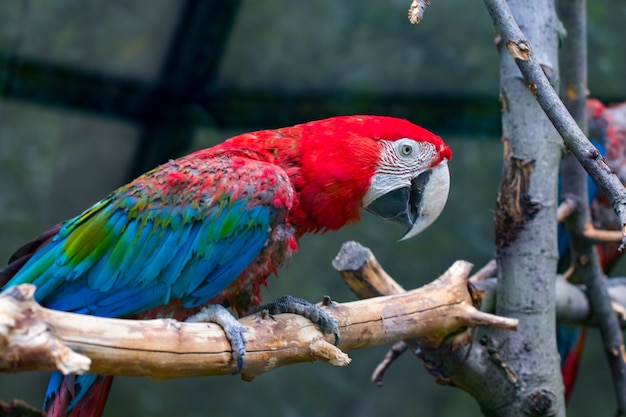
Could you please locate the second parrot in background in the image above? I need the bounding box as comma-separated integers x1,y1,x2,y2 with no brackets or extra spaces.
558,98,626,400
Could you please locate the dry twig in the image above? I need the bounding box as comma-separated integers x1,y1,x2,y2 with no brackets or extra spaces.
483,0,626,250
407,0,431,24
583,223,624,244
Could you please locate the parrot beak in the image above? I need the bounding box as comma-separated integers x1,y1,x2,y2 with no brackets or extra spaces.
365,161,450,241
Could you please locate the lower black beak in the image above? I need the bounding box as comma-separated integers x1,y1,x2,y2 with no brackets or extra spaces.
365,171,432,229
364,161,450,240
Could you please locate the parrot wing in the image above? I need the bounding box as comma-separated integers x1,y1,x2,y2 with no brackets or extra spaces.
3,154,293,318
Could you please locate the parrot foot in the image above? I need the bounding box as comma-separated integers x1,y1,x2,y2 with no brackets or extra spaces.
252,295,340,345
186,304,248,373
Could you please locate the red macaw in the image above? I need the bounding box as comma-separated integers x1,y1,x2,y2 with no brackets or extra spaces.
0,115,452,417
589,98,626,270
559,98,626,400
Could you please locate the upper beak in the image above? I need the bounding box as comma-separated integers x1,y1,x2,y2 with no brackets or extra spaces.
365,161,450,241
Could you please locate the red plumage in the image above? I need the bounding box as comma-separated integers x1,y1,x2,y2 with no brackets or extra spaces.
193,115,450,236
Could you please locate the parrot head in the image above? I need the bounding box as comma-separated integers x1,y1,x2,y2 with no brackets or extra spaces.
272,115,452,239
356,117,451,240
215,115,451,240
362,136,450,240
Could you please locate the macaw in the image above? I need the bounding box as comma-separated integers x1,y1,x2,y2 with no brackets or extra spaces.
589,98,626,269
0,115,452,417
558,98,626,400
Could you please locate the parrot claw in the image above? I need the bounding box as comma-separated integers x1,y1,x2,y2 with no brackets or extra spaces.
252,295,340,345
186,304,248,374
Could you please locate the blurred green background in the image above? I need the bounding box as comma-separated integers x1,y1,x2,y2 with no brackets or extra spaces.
0,1,624,416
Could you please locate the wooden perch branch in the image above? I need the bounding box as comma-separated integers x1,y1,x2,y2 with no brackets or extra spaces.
0,266,517,381
333,241,520,398
334,241,626,395
332,242,518,336
332,244,516,348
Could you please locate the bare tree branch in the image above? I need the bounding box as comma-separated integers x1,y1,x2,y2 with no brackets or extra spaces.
557,198,577,223
483,0,626,250
334,242,626,388
371,341,408,387
556,0,626,411
583,224,624,244
474,276,626,329
407,0,432,24
468,259,497,283
334,242,551,416
0,268,516,380
0,399,45,417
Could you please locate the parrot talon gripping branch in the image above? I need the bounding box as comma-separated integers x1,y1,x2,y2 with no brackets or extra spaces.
185,303,248,374
250,294,340,345
0,115,452,417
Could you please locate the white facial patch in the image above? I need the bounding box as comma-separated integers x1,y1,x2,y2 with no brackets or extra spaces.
362,139,439,207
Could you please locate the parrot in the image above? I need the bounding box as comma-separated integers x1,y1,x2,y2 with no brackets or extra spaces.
558,98,626,400
0,115,452,417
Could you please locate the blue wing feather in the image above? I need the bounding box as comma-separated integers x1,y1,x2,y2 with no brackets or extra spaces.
2,155,292,412
4,165,288,319
15,201,273,318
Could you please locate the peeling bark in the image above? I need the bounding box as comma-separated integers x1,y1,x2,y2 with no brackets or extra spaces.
495,137,540,248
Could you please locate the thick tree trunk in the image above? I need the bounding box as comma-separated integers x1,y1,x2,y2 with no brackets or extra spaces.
491,1,565,416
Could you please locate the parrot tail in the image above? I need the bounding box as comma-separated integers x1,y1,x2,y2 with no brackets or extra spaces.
561,328,586,401
44,372,113,417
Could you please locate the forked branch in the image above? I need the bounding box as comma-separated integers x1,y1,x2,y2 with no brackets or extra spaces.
483,0,626,249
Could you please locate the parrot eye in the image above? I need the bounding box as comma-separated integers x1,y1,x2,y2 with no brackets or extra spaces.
400,144,413,157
